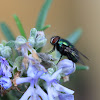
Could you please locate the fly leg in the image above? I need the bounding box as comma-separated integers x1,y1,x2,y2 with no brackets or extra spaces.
56,55,63,65
47,46,55,54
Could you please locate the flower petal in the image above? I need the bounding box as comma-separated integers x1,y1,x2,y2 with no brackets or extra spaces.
27,64,38,77
16,77,32,85
40,73,50,82
59,94,74,100
0,77,12,89
57,59,76,75
0,57,12,77
51,68,62,80
52,83,74,94
47,85,55,100
20,86,34,100
36,85,48,100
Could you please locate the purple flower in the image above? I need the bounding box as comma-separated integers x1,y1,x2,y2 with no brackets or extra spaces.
57,59,76,76
27,56,46,73
0,77,12,89
40,69,74,100
18,43,42,63
20,43,32,57
0,56,12,77
15,41,36,57
18,43,47,71
16,63,48,100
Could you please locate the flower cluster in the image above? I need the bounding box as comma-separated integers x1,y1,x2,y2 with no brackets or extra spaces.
0,28,76,100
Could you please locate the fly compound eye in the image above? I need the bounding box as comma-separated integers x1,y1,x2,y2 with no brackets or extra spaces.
50,36,60,45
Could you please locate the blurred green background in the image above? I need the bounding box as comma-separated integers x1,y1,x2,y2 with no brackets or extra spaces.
0,0,99,100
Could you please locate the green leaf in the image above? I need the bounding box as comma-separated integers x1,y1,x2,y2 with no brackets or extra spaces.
40,24,51,31
7,58,14,67
76,65,89,70
13,56,24,71
35,0,53,30
13,14,27,38
36,48,42,53
0,22,15,41
67,28,82,45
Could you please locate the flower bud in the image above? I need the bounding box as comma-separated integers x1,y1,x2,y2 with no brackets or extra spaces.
28,36,35,47
48,68,54,75
57,59,76,76
30,28,37,38
35,31,47,49
1,40,7,46
15,36,27,47
1,46,12,58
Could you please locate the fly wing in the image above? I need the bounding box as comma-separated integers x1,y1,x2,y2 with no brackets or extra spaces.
70,48,85,65
62,44,88,65
74,48,89,60
64,46,86,65
73,47,89,65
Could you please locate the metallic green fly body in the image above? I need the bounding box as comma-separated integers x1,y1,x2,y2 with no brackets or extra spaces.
48,36,88,65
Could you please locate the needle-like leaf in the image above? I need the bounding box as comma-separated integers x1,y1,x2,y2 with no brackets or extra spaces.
35,0,53,31
0,22,15,41
67,28,82,45
13,14,27,39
